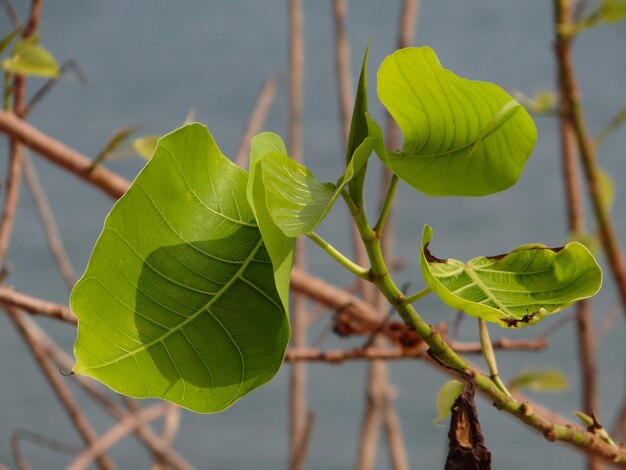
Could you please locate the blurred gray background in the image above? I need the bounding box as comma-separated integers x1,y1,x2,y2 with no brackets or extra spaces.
0,1,625,468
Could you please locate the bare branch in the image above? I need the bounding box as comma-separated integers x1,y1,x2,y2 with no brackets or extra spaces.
67,404,170,470
235,73,280,168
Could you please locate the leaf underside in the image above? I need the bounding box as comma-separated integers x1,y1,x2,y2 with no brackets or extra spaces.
377,47,537,197
420,225,602,328
72,124,289,413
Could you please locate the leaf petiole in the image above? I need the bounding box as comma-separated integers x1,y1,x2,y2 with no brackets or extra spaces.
373,173,399,237
478,319,511,396
401,287,432,306
306,231,370,279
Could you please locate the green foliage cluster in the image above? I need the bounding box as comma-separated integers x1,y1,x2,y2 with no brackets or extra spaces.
71,46,602,413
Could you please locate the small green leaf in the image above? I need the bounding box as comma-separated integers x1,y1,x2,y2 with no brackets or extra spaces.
346,42,371,205
377,47,536,196
133,135,161,160
599,0,626,23
258,145,370,237
2,37,59,77
508,369,568,392
72,124,289,413
420,225,602,328
91,125,140,169
597,167,615,211
0,27,21,56
433,379,465,427
246,132,295,311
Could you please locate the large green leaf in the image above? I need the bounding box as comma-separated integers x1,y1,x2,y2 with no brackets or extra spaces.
246,132,294,309
420,225,602,328
377,47,537,196
72,124,289,413
258,144,370,237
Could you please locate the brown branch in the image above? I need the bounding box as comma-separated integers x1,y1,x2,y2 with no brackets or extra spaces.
23,156,77,287
554,4,606,468
5,307,114,469
0,110,131,199
40,329,192,470
0,0,43,266
0,285,77,323
288,2,310,469
234,73,280,168
554,5,626,319
67,403,169,470
285,338,547,363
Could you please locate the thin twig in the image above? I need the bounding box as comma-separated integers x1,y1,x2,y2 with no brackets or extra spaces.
0,110,131,199
287,1,310,469
41,331,192,470
23,156,77,287
0,0,43,265
555,0,626,318
235,73,281,168
11,429,81,470
5,307,114,469
0,284,76,323
67,404,170,470
554,3,602,468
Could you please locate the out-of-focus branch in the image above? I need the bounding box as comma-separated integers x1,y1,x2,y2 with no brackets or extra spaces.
36,323,192,470
554,2,626,319
67,404,170,470
23,156,77,287
5,307,114,470
0,285,76,323
235,73,280,168
0,110,131,199
287,1,310,469
0,0,43,266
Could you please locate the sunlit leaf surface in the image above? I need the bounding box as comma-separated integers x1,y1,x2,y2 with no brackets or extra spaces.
72,124,289,412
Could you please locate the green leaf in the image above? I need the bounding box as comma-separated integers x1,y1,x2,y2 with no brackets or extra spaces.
72,124,289,413
346,42,371,205
377,47,537,196
133,134,161,160
433,379,465,427
420,225,602,328
2,37,59,77
258,143,370,237
599,0,626,23
508,369,568,392
246,132,295,311
91,125,140,169
0,27,21,56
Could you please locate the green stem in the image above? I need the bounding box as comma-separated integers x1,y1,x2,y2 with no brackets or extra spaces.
373,173,399,236
478,318,511,396
401,287,432,306
306,231,369,279
329,178,626,462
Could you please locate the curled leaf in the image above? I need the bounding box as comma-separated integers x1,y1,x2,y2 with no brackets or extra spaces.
377,47,536,197
420,225,602,328
445,378,491,470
